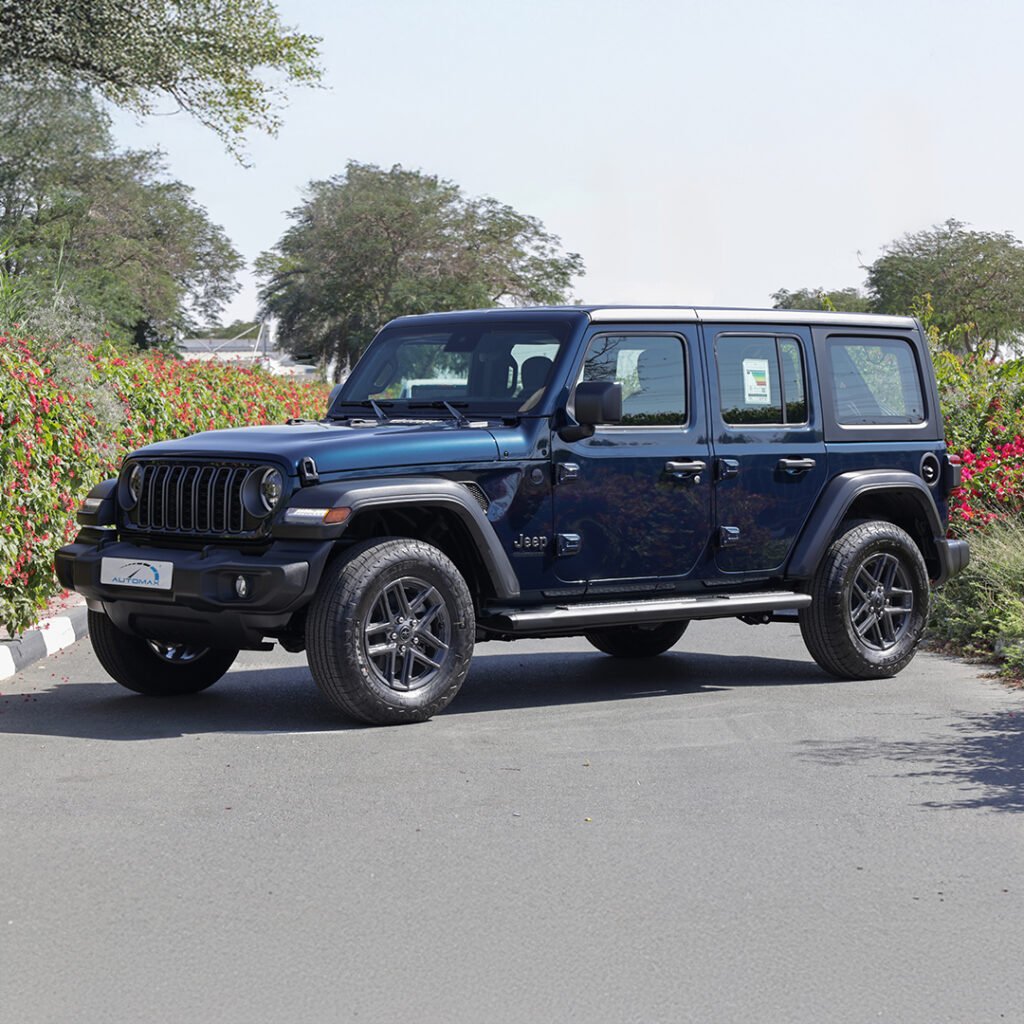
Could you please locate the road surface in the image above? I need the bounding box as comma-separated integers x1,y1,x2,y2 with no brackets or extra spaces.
2,620,1022,1023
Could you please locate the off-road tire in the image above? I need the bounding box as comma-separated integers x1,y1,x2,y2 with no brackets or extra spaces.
89,609,238,695
307,538,476,725
800,520,929,680
585,621,689,658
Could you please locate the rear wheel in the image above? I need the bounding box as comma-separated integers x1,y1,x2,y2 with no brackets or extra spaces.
585,621,688,658
307,538,476,725
88,609,238,695
800,520,929,679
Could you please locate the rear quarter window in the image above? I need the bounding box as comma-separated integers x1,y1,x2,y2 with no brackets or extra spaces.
829,337,925,424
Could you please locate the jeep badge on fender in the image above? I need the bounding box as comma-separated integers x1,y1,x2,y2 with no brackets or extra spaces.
57,306,969,725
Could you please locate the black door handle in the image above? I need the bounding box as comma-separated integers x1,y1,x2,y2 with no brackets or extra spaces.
777,457,816,474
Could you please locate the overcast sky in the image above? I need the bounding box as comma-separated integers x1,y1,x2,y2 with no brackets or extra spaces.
110,0,1024,325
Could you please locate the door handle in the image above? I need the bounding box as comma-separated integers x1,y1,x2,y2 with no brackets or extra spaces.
777,457,816,474
665,459,707,478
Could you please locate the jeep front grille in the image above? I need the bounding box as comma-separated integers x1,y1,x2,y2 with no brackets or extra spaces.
123,461,268,538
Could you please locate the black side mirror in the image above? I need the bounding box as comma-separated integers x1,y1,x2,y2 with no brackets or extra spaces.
576,381,622,425
558,381,622,441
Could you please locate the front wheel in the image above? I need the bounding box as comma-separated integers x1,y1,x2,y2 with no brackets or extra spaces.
88,609,238,695
800,520,929,679
585,620,689,658
306,539,476,725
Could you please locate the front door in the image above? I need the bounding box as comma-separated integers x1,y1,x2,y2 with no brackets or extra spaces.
551,328,713,587
702,323,827,575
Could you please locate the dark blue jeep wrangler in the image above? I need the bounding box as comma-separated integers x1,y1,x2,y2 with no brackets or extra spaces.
56,307,969,724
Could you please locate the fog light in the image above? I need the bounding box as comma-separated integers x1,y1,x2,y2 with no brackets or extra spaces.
235,575,249,599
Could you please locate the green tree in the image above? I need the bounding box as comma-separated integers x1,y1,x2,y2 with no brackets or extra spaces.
771,287,871,312
0,81,242,345
866,219,1024,353
0,0,321,158
258,161,585,378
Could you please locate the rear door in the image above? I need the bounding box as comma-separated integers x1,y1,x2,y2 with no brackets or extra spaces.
703,323,827,575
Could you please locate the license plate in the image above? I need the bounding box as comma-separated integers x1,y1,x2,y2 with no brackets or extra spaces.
100,557,174,591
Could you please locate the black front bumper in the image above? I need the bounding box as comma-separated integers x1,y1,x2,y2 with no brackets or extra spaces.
55,531,334,648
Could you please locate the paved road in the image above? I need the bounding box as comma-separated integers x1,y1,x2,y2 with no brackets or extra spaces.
2,620,1022,1024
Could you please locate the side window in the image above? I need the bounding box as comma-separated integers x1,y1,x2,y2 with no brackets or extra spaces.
716,335,807,425
578,334,686,426
829,337,925,424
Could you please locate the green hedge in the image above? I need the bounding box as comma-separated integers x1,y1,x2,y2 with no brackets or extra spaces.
0,335,329,633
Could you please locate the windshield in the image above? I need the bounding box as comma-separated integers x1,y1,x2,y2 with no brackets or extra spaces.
334,319,573,416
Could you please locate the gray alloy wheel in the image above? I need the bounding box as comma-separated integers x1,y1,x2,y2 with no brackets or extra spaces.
800,520,929,680
147,641,210,664
307,538,476,725
847,551,915,652
360,575,454,692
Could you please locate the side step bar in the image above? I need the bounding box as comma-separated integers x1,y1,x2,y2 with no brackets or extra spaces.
484,591,811,633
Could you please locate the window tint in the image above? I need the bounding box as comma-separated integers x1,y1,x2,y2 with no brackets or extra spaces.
716,335,807,425
578,334,686,426
830,338,924,424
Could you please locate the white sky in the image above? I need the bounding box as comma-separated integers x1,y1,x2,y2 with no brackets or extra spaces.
109,0,1024,325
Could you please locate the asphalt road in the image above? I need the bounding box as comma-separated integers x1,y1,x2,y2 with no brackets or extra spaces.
2,619,1022,1024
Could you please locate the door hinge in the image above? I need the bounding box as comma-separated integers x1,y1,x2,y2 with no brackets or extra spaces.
557,462,580,485
556,533,582,556
716,458,739,481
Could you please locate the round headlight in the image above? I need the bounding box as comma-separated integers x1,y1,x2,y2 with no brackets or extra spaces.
126,464,144,508
259,468,284,512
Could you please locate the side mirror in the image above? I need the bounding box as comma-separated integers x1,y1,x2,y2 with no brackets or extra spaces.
558,381,622,442
327,383,343,415
576,381,622,425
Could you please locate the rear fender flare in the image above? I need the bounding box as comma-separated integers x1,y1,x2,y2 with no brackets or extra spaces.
787,470,943,580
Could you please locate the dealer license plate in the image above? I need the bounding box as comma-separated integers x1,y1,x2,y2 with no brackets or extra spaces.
100,557,174,591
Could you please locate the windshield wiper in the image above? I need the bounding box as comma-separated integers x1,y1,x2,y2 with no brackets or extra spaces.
408,400,472,428
330,400,392,425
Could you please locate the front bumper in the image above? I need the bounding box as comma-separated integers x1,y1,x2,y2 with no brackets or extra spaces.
55,531,334,648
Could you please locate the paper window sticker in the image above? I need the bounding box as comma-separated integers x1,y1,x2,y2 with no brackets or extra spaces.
742,358,771,405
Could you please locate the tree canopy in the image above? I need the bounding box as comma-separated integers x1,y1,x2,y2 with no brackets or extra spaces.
0,81,242,345
0,0,321,157
774,220,1024,352
866,219,1024,352
258,162,585,377
771,287,871,313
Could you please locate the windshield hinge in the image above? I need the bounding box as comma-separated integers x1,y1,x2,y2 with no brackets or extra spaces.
299,457,320,486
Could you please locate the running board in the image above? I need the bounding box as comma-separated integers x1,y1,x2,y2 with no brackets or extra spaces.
484,591,811,633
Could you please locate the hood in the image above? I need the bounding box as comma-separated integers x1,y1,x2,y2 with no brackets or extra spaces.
131,421,502,476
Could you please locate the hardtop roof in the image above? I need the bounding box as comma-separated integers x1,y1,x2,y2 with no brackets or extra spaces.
389,306,918,329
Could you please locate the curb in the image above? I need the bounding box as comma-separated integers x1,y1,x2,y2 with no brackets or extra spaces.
0,599,89,682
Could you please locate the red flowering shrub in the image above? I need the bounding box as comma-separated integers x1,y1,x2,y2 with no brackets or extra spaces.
0,335,329,633
948,436,1024,532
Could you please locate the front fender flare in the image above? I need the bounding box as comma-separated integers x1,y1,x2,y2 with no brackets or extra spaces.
272,476,520,600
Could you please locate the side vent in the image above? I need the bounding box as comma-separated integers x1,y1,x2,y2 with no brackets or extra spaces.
462,482,490,514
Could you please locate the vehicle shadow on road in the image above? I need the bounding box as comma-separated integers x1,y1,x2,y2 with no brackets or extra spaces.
453,648,833,715
798,708,1024,813
0,648,833,741
0,667,343,741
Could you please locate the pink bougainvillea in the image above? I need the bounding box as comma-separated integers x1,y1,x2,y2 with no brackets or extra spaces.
0,335,329,633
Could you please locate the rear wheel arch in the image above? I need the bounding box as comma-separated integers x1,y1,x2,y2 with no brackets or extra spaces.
841,490,939,578
788,472,944,582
